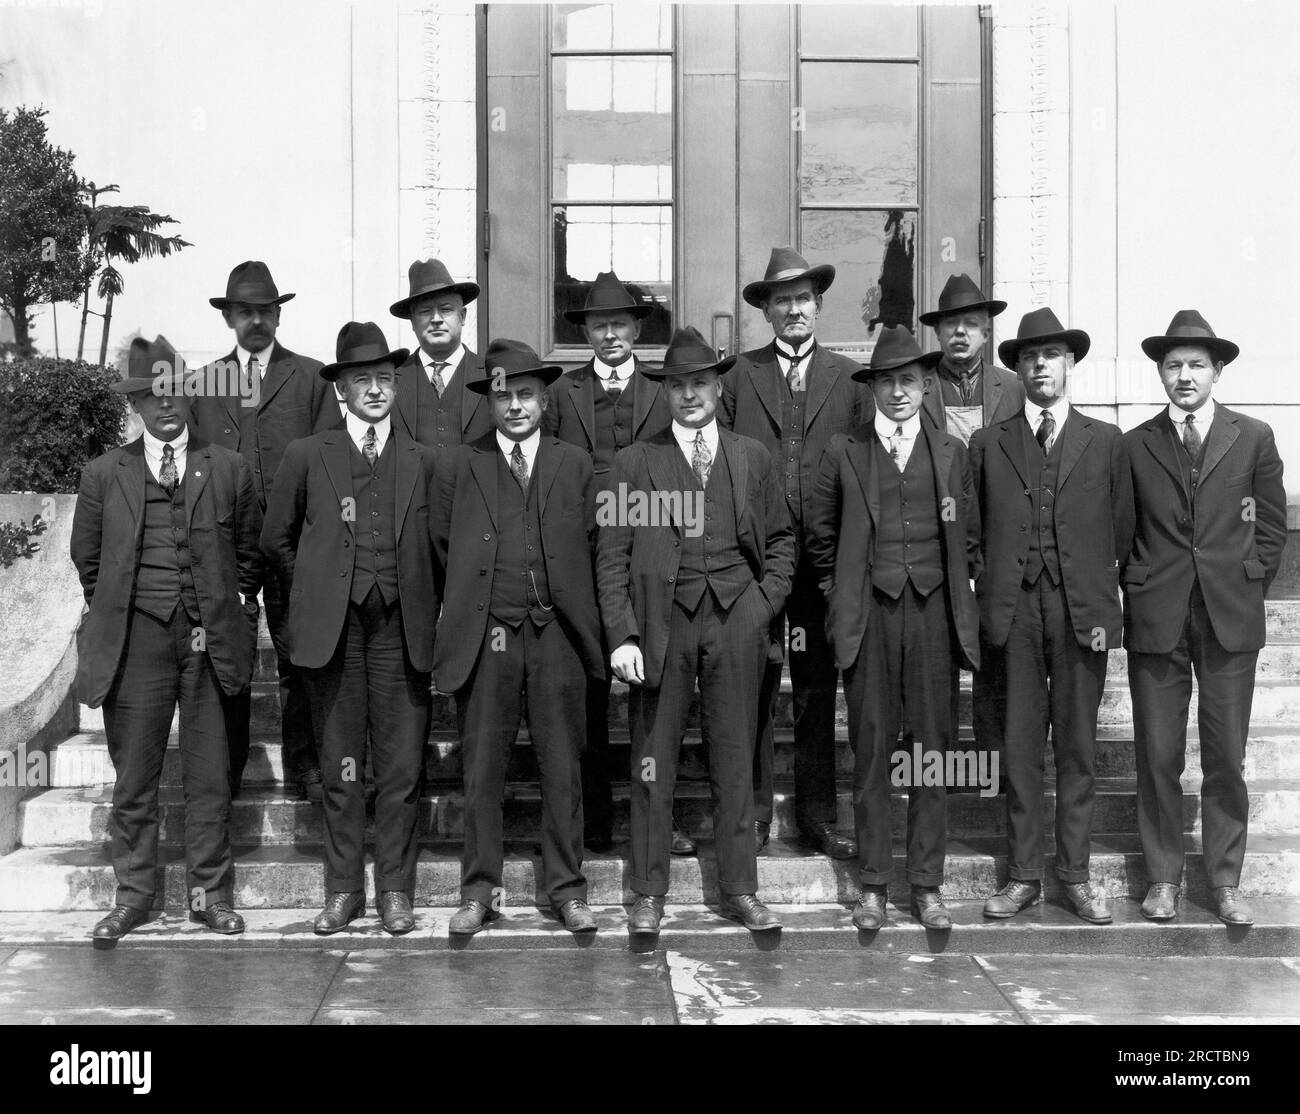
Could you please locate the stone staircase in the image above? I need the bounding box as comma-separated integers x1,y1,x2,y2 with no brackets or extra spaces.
1,601,1298,954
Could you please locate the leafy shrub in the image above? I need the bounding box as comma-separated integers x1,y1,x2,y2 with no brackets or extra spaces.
0,513,48,568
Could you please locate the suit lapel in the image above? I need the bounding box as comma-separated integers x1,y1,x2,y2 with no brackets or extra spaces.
536,437,563,516
395,354,421,440
458,349,481,433
983,365,1005,425
257,342,292,411
219,348,241,431
803,346,838,429
184,442,212,527
469,435,500,531
320,431,355,537
1199,407,1240,482
847,433,881,531
646,436,683,537
924,422,955,505
751,343,782,432
632,363,658,438
115,440,148,528
1055,407,1091,491
393,429,420,539
998,414,1032,491
1142,415,1186,495
719,429,748,528
921,374,944,429
572,363,596,450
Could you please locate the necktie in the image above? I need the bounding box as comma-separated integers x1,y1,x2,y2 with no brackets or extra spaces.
159,443,178,495
246,356,259,396
511,442,529,494
362,425,377,467
889,424,906,471
1036,410,1055,455
430,362,447,397
1182,413,1201,456
691,430,712,487
780,346,810,392
605,368,622,401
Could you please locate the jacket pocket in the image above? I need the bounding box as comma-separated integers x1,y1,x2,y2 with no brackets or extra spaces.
1244,559,1266,580
1123,564,1150,586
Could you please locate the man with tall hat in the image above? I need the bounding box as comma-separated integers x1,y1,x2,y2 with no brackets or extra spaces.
805,327,981,930
599,327,796,937
72,337,262,940
191,260,335,802
721,246,873,860
1124,311,1286,926
544,270,672,853
433,340,604,937
969,308,1134,925
389,257,494,451
260,323,438,936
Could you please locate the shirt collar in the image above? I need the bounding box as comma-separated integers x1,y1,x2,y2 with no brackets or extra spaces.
593,354,634,381
497,427,541,466
672,418,718,454
422,345,465,381
1025,396,1070,430
774,337,816,364
345,411,391,454
1167,398,1215,427
938,354,982,381
237,342,274,373
873,411,922,444
141,425,188,480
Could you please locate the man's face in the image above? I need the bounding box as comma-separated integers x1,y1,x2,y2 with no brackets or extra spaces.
1016,342,1072,407
223,302,280,353
665,370,720,428
1159,344,1222,413
869,365,927,423
340,363,397,423
409,292,466,359
762,278,821,346
131,387,192,441
490,374,548,441
936,310,990,364
583,312,641,367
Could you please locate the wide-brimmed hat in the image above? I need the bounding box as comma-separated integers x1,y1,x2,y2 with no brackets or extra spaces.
851,326,942,382
742,247,836,309
465,338,564,395
918,273,1007,327
319,322,410,382
1140,309,1239,366
111,335,190,395
562,270,652,324
639,326,737,380
389,258,480,319
209,260,295,310
997,307,1091,368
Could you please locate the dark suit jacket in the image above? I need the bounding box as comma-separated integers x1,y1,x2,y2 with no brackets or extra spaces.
595,428,797,689
259,425,438,672
71,438,263,707
804,420,981,672
189,341,336,509
431,432,604,693
720,341,875,522
392,348,495,448
969,406,1135,650
921,360,1025,432
542,360,672,476
1123,405,1286,654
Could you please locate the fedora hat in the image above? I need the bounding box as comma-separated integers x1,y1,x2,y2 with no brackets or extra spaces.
209,260,295,310
319,322,410,382
918,273,1007,326
562,270,652,324
742,247,836,309
389,258,480,319
111,335,190,395
1140,309,1239,365
639,326,737,381
851,326,942,382
997,307,1091,368
465,338,564,395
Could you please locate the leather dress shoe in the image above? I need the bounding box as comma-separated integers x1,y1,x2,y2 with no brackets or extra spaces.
755,820,770,855
449,899,500,936
983,880,1042,919
92,905,149,941
802,822,857,860
1063,881,1112,924
556,898,598,933
1141,882,1179,921
190,901,245,934
628,894,665,937
297,766,324,803
379,891,416,935
852,887,888,930
1213,886,1254,926
314,891,365,935
670,818,697,856
910,887,952,930
720,893,781,931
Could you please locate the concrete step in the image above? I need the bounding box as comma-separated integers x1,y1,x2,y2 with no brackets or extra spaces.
1,833,1297,911
1,899,1298,956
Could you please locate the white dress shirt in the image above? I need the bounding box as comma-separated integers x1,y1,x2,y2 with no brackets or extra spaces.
1167,397,1215,440
594,354,635,388
1024,397,1071,446
421,345,464,387
237,342,274,379
142,426,188,485
774,337,815,381
672,418,719,471
346,412,391,457
497,427,541,473
873,410,921,470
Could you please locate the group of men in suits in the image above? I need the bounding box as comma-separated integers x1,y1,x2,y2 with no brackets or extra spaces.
71,250,1285,942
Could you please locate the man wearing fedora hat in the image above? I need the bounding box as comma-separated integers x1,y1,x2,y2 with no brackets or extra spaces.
191,260,335,804
721,246,873,861
598,326,796,936
72,337,263,940
261,323,437,935
544,270,673,853
389,257,494,452
1123,311,1286,925
806,327,981,930
969,308,1134,924
432,340,604,936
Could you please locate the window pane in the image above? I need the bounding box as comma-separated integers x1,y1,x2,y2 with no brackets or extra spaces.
801,62,917,205
800,4,918,56
553,56,672,200
553,3,672,51
554,205,672,345
800,209,916,346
